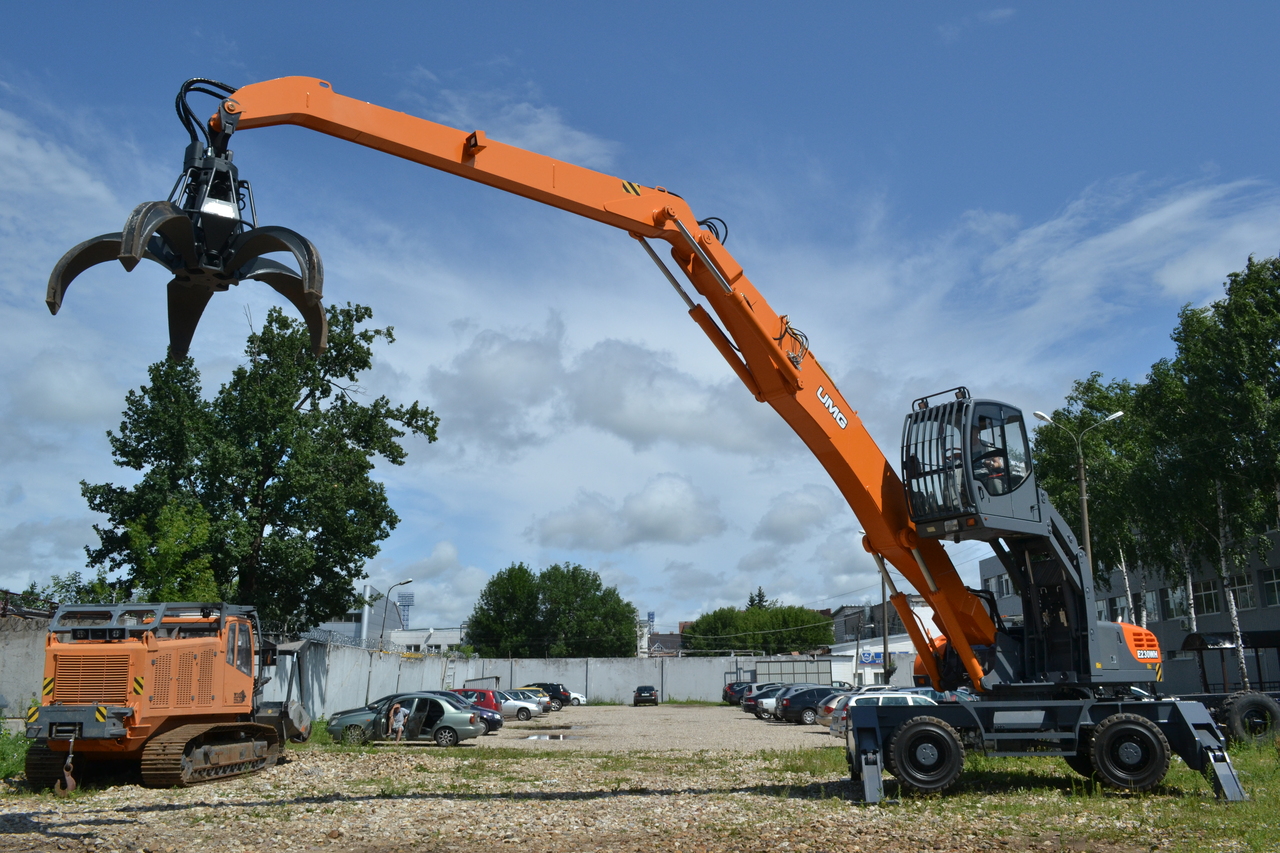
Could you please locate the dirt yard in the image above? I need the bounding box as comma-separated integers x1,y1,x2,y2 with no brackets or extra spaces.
0,705,1258,853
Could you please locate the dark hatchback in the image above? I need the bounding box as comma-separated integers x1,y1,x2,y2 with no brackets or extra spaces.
777,686,836,725
633,685,659,706
722,681,751,705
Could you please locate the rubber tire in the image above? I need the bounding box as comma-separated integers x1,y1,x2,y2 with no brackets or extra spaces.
1063,751,1094,779
480,719,493,735
516,707,531,722
549,699,563,711
1220,691,1280,745
434,726,459,747
341,725,367,745
801,708,818,726
887,716,965,794
1090,713,1170,792
571,698,581,706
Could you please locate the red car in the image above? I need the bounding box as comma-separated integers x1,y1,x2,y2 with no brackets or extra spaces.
453,688,503,714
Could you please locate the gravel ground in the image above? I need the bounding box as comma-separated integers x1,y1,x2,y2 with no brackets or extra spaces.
0,706,1207,853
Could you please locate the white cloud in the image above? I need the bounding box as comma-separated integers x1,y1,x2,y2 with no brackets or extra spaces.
751,484,843,545
528,473,726,550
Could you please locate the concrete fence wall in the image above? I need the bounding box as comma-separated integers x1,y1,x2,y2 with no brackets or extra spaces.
262,645,920,720
0,617,924,722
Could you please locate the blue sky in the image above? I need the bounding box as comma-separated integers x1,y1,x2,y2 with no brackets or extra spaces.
3,4,1279,633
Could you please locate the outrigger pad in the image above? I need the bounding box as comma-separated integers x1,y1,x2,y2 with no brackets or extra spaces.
46,202,326,359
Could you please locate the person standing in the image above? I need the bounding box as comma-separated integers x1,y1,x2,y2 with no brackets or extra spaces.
390,701,409,742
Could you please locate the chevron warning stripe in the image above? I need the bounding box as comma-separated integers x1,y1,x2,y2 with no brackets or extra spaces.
42,677,53,696
94,706,107,722
1155,662,1163,681
25,706,38,724
133,676,144,695
622,181,642,196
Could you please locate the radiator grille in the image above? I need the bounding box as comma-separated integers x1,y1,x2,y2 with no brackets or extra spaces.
52,655,130,704
176,653,194,707
152,653,171,707
196,650,215,705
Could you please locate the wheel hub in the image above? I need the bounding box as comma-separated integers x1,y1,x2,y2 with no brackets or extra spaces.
914,742,940,766
1116,741,1144,766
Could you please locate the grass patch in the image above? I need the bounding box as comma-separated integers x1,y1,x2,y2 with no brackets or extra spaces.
0,730,30,780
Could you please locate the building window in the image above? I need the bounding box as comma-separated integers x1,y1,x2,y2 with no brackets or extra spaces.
1159,587,1187,621
334,612,362,623
1146,589,1167,622
1096,600,1107,623
405,644,421,652
1225,574,1256,611
1191,580,1220,615
1262,568,1280,608
1110,596,1130,623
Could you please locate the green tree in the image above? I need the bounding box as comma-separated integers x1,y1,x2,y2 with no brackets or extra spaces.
683,600,833,654
466,562,542,657
79,303,438,629
466,562,638,657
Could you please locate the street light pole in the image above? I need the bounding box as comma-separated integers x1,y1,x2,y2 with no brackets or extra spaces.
379,578,414,651
364,578,413,704
1033,410,1122,576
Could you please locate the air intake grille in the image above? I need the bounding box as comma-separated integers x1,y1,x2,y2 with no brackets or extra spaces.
53,655,130,704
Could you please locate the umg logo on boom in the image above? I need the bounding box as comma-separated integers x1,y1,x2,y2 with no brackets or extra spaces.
816,386,848,429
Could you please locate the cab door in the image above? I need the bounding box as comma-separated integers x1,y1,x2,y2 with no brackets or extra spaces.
403,698,428,740
968,402,1040,525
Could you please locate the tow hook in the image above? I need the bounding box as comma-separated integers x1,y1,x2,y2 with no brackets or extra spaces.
54,735,76,797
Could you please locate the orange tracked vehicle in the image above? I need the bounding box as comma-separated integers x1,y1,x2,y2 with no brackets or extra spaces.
25,602,310,791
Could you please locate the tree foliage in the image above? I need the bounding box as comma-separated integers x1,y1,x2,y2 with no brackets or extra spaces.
466,562,638,657
75,303,438,629
1032,256,1280,683
683,592,833,654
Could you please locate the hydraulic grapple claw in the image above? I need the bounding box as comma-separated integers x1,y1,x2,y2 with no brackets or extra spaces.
46,80,326,360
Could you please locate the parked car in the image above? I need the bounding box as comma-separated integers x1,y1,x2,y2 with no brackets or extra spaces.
448,690,505,733
777,686,840,725
722,681,751,705
633,685,659,706
326,692,486,746
525,682,571,711
816,692,854,729
509,688,553,715
749,686,784,719
740,682,783,705
568,690,587,706
830,691,939,738
493,690,543,721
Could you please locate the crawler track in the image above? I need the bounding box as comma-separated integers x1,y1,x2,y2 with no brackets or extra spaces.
140,723,279,788
24,744,68,791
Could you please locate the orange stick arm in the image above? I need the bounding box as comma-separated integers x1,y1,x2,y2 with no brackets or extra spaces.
219,76,997,685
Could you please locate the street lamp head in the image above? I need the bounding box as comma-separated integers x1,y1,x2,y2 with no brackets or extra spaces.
1104,411,1124,422
1033,411,1053,424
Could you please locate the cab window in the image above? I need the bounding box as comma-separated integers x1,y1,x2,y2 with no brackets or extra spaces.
225,622,237,665
970,404,1032,495
235,621,252,674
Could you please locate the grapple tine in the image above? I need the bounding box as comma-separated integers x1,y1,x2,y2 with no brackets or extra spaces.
226,226,323,300
167,280,216,360
120,201,198,272
242,258,329,355
46,233,123,314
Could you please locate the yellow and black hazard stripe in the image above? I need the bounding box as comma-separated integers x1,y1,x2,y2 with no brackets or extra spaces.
25,706,39,724
133,676,144,695
42,677,53,697
1155,662,1163,681
94,706,108,723
622,181,642,196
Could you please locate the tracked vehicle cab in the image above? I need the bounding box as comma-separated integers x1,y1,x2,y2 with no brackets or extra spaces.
901,388,1044,541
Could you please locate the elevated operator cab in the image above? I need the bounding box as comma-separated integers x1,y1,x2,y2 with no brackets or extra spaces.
901,387,1044,541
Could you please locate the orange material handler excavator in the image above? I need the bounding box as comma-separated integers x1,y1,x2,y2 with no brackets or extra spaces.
46,77,1247,800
